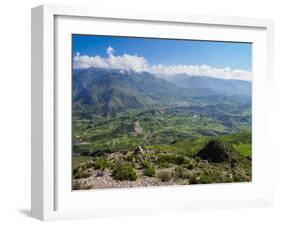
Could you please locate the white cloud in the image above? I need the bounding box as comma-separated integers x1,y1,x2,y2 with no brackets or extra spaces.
73,47,252,81
73,52,108,69
149,64,252,81
73,47,148,72
106,46,114,56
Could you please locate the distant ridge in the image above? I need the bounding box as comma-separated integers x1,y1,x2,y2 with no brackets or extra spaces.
73,67,251,116
157,73,251,96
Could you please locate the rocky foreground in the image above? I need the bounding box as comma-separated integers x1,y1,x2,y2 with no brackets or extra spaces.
74,167,179,190
73,141,251,190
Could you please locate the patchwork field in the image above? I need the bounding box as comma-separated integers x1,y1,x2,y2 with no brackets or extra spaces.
73,100,251,190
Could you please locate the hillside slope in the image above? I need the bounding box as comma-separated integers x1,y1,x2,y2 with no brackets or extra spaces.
73,68,251,116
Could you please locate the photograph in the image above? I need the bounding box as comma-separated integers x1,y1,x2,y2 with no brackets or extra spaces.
71,35,252,190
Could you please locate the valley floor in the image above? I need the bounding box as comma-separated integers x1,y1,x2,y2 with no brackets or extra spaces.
72,101,252,190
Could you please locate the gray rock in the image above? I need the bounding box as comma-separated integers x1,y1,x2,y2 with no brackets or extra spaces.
134,146,144,155
96,171,104,177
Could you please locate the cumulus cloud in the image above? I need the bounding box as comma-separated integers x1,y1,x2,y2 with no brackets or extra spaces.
73,47,148,72
106,46,114,56
149,64,252,81
73,47,252,81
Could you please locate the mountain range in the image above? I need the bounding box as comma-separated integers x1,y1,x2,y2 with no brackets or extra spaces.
161,73,251,96
73,67,251,116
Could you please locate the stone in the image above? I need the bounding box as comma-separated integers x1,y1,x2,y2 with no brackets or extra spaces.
96,171,104,177
134,146,144,155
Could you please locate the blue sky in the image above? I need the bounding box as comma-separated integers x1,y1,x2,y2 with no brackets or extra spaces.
73,34,251,71
72,34,252,80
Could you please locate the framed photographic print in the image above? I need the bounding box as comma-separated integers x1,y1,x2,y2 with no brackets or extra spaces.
31,4,274,221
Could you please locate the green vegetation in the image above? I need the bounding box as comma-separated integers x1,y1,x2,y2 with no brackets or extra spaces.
94,157,112,169
74,170,91,179
72,68,252,189
174,166,191,179
72,129,252,189
142,162,156,177
72,104,251,156
111,162,138,181
73,155,93,168
143,167,156,177
175,155,185,165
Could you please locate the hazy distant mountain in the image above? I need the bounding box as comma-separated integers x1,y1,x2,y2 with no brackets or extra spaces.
159,73,251,96
73,68,195,116
73,68,251,116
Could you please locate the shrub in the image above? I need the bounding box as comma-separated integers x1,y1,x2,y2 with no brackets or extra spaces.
156,154,176,168
72,181,91,190
174,166,191,179
143,165,156,177
184,162,194,170
112,162,138,181
141,160,156,177
73,166,82,175
189,174,200,184
94,158,108,169
141,160,150,169
197,174,214,184
232,171,248,182
157,169,172,182
74,170,91,179
175,155,185,165
125,154,135,162
197,170,233,184
157,162,170,168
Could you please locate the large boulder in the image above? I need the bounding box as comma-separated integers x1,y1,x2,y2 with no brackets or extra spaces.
196,140,240,163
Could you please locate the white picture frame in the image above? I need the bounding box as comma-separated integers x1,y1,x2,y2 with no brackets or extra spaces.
31,4,274,221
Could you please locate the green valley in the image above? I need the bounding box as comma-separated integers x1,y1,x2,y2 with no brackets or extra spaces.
72,68,252,190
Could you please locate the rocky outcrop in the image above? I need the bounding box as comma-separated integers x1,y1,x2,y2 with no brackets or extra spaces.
196,140,241,163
